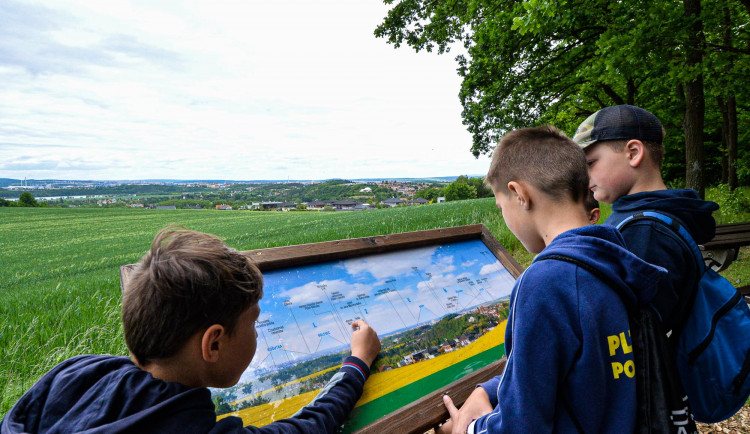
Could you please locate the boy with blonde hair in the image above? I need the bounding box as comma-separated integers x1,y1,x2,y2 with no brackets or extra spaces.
440,125,664,433
2,228,381,433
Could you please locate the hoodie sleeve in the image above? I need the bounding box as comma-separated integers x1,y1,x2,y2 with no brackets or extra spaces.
213,356,370,434
478,376,501,408
472,265,582,433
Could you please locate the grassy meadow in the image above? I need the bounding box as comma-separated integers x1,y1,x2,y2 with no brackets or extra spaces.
1,192,749,419
0,198,528,416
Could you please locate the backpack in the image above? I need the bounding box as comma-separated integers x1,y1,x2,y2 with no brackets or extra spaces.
617,211,750,423
538,254,697,434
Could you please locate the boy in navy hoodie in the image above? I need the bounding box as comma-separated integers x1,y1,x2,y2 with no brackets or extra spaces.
439,125,664,433
1,228,381,434
572,105,719,336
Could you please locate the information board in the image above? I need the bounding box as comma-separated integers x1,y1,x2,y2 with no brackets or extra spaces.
210,225,522,432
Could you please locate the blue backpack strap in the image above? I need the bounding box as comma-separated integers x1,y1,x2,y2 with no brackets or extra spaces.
616,211,705,274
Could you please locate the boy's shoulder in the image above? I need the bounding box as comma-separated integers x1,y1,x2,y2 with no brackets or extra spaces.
607,189,718,243
531,225,664,303
4,354,216,433
522,226,623,288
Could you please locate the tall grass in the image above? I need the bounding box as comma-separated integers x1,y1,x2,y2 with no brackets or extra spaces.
2,188,748,418
0,199,526,416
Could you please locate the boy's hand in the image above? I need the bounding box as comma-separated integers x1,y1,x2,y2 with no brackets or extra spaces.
350,320,380,366
439,387,493,434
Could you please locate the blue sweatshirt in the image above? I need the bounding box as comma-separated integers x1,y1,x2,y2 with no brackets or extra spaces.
605,189,718,333
471,225,665,433
1,355,370,433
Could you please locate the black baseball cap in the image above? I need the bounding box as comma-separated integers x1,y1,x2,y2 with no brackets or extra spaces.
572,105,665,148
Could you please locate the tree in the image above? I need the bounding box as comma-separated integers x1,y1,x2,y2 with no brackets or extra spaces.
0,198,9,207
375,0,750,193
213,396,233,415
443,182,477,201
19,192,38,207
415,187,442,201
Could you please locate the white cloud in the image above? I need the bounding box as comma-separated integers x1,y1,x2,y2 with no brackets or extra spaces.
480,262,504,276
343,246,439,280
0,0,493,180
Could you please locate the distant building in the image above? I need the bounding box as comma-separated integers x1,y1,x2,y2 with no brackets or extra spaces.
410,198,429,205
306,200,326,210
437,196,446,203
359,187,372,193
329,199,358,210
381,197,405,208
156,205,176,210
215,204,232,210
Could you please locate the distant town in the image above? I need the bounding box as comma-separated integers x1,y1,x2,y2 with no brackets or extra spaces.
0,176,493,209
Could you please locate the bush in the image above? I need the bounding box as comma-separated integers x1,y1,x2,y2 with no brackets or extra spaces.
707,185,750,224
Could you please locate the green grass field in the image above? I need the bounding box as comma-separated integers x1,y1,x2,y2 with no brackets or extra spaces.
1,194,748,418
0,199,529,416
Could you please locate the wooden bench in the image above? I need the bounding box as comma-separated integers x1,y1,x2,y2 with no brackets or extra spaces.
700,222,750,272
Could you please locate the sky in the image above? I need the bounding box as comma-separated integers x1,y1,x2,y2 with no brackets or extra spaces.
0,0,493,181
249,239,515,375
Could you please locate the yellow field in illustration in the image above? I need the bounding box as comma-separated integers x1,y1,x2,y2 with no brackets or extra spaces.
221,389,321,426
356,320,506,405
231,364,341,406
223,320,507,426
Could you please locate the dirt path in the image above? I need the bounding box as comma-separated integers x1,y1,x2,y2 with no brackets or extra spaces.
697,404,750,433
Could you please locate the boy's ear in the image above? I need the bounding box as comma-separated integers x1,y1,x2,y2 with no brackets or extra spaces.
200,324,226,363
507,181,531,210
625,140,646,168
589,208,601,225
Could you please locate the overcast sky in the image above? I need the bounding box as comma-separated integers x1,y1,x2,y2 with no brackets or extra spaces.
0,0,492,181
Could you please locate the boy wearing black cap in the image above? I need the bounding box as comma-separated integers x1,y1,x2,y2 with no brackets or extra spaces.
573,105,719,335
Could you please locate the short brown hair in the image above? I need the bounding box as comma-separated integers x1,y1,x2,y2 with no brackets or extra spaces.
599,139,664,168
123,227,263,365
486,125,589,203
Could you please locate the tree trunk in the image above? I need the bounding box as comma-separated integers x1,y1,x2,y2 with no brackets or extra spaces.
627,79,636,105
727,95,738,190
683,0,705,198
717,96,729,184
721,7,738,190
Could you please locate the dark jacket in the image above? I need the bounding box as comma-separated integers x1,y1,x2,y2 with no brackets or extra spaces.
1,355,369,434
473,225,665,433
605,189,718,333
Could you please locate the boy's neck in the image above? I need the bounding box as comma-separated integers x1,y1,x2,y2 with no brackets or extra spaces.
534,200,592,249
628,167,667,196
132,346,208,389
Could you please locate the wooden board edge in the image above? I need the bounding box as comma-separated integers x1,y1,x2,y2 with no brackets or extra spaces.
244,225,485,271
480,225,524,278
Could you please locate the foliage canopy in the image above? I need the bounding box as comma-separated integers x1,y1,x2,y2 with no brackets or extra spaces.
375,0,750,190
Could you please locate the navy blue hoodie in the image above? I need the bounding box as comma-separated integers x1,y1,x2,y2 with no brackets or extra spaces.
471,225,665,433
1,355,370,433
605,189,718,333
